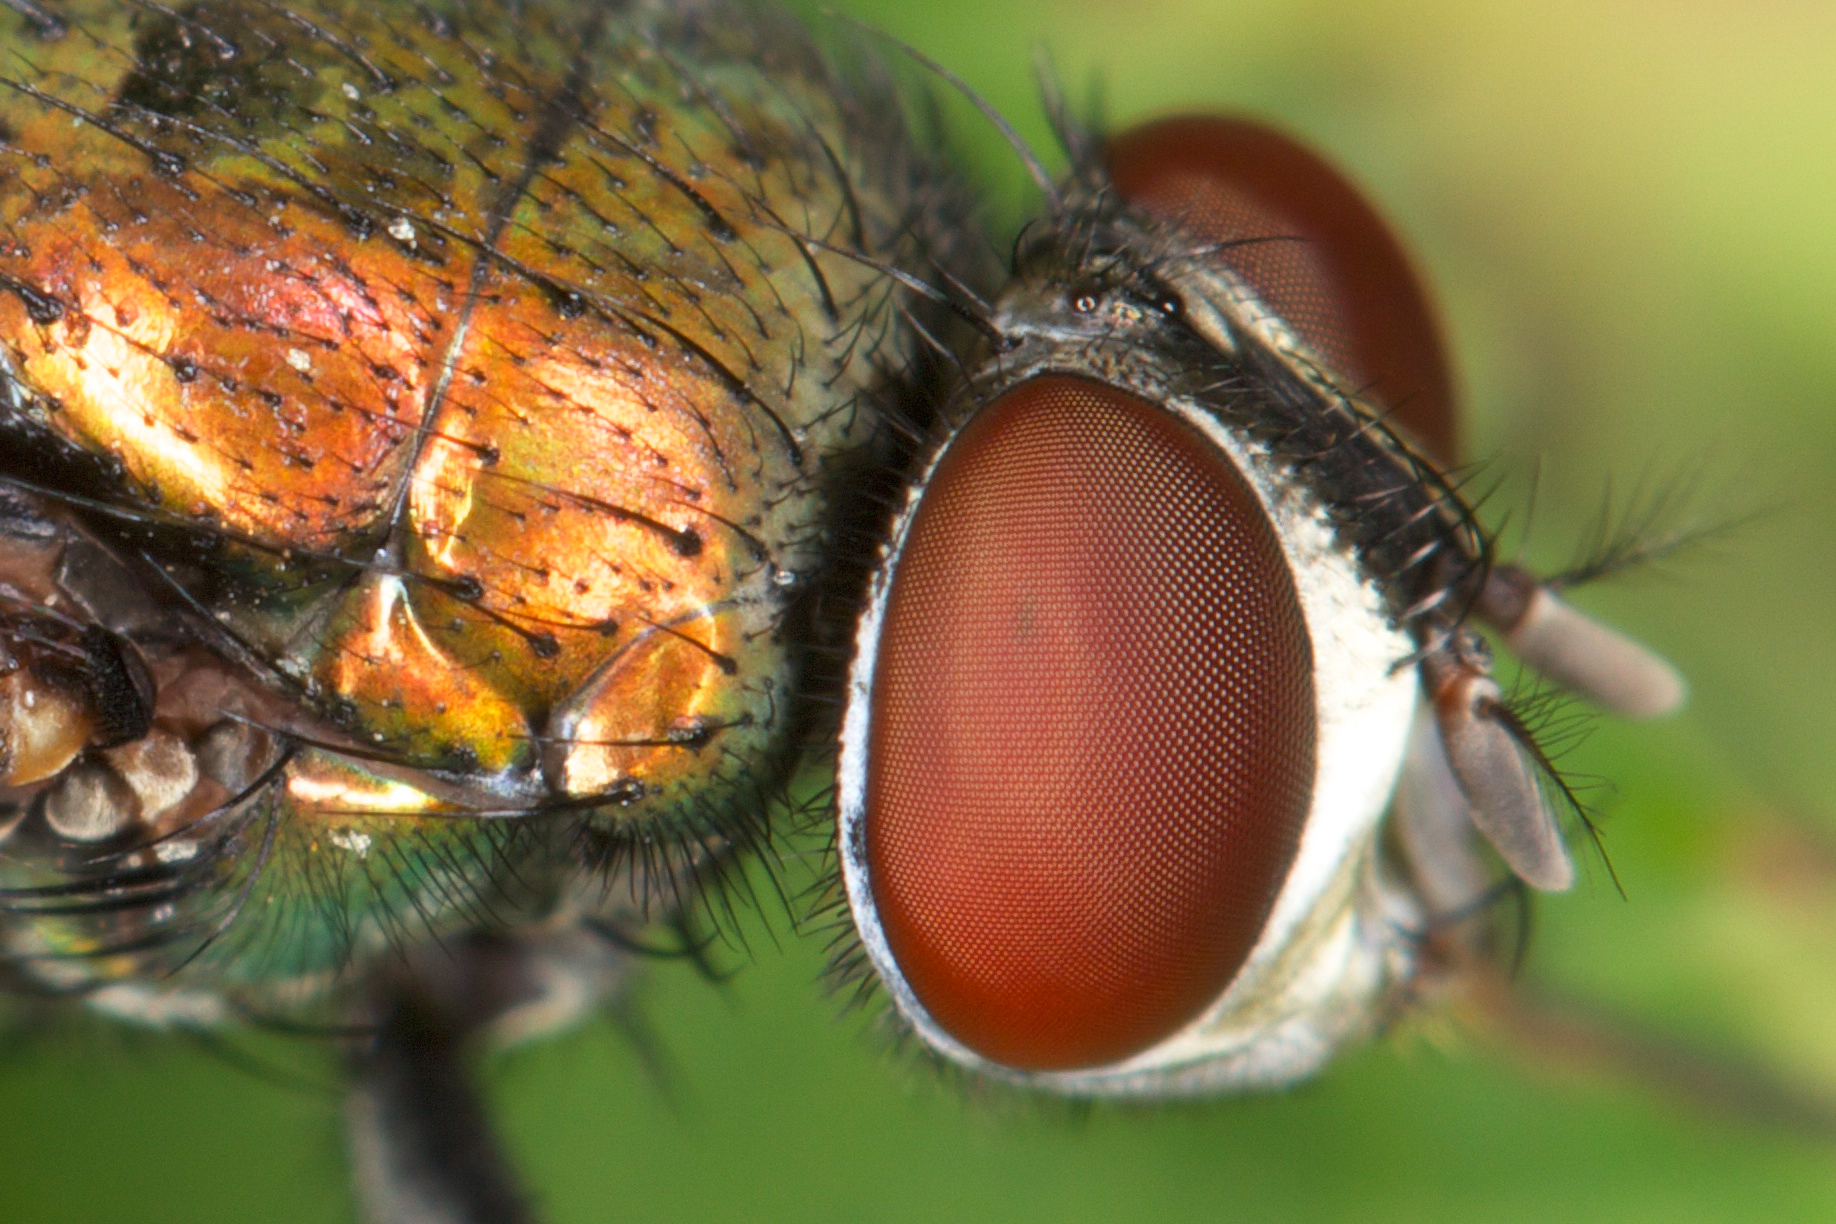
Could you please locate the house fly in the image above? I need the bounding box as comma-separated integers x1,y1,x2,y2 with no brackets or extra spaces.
3,1,1814,1222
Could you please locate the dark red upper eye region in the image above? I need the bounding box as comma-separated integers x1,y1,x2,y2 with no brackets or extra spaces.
863,375,1315,1071
1106,115,1456,462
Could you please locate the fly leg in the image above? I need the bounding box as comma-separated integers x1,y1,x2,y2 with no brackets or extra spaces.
347,985,535,1224
345,924,635,1224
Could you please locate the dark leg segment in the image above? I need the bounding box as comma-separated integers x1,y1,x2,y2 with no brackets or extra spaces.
346,991,537,1224
342,926,635,1224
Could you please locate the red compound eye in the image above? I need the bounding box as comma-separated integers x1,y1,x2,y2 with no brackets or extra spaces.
1107,115,1457,462
863,374,1315,1071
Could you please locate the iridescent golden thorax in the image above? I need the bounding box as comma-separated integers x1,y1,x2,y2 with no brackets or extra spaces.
0,0,971,1009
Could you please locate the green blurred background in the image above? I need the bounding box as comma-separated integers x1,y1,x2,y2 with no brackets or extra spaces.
9,1,1836,1220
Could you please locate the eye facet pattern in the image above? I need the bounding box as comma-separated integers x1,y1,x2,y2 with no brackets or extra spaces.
863,374,1316,1072
1106,115,1457,461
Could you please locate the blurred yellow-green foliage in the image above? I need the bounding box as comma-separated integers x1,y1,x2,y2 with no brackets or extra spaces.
8,2,1836,1220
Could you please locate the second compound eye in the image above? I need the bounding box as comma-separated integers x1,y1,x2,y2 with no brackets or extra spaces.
1106,115,1457,462
843,374,1316,1073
